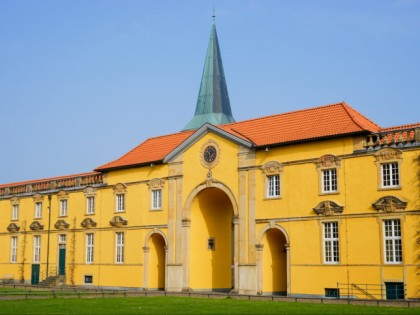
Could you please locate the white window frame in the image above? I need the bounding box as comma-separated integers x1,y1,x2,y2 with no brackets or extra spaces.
60,199,68,217
323,222,339,264
151,189,162,210
115,194,125,212
58,234,66,244
11,204,19,220
384,219,402,264
33,235,41,263
381,162,400,188
115,232,124,264
266,174,280,198
322,168,338,193
86,233,94,264
35,202,42,219
86,196,95,214
10,236,18,263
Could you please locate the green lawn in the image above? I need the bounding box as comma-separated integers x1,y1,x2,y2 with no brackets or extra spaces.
0,296,418,315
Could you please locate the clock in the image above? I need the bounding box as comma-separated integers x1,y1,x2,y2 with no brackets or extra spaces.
203,145,217,164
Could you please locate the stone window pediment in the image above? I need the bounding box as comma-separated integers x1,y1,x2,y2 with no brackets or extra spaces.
10,196,19,205
372,196,407,212
374,148,402,162
54,219,70,230
109,216,128,228
147,178,165,190
57,190,69,200
84,186,96,197
261,161,283,175
30,221,44,231
113,183,127,194
313,201,344,216
81,218,97,229
316,154,341,169
33,193,44,202
7,223,20,233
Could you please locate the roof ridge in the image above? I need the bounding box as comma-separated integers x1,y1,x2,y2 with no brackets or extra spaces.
340,102,381,131
221,102,347,127
380,122,420,132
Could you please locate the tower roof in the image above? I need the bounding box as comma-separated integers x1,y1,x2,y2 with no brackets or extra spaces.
183,22,235,131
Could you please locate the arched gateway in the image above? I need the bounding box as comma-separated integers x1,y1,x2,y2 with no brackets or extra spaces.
182,181,238,292
256,223,290,295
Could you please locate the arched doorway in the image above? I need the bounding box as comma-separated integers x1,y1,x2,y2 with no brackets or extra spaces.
257,224,289,295
144,231,167,291
189,187,234,291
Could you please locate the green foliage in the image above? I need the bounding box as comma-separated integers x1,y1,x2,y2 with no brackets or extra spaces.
0,296,418,315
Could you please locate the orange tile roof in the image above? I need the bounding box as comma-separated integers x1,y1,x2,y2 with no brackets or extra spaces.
96,102,381,171
95,130,195,171
219,102,380,147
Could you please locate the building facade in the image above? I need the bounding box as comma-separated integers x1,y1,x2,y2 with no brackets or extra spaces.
0,23,419,300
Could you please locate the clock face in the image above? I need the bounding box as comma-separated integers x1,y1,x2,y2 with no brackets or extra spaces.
203,145,217,164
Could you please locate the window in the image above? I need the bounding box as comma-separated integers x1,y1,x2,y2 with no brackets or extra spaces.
115,232,124,263
60,199,68,216
33,235,41,263
267,174,280,198
84,275,93,284
323,222,339,263
35,202,42,219
322,169,337,193
58,234,66,244
11,204,19,220
381,163,400,188
86,233,94,264
384,219,402,263
86,196,95,214
151,189,162,210
385,282,404,300
325,288,340,298
115,194,125,212
10,236,18,263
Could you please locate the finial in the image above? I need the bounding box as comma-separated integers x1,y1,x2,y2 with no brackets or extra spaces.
212,7,216,24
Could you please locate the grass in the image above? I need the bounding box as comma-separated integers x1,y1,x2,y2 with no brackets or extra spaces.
0,296,418,315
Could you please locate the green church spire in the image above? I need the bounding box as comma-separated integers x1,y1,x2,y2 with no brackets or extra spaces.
182,22,235,131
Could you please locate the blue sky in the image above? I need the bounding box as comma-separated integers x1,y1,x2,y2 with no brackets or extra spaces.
1,0,419,184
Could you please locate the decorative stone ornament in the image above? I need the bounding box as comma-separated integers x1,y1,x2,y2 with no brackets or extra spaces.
113,183,127,195
109,216,128,227
57,190,68,200
315,155,341,169
33,193,44,202
81,218,97,229
147,178,165,190
29,221,44,231
84,186,96,197
7,223,20,233
200,140,220,168
10,196,19,206
261,161,283,175
54,219,70,230
374,148,402,162
372,196,407,212
313,201,344,216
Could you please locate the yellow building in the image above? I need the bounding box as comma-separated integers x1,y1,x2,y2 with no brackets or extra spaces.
0,23,419,300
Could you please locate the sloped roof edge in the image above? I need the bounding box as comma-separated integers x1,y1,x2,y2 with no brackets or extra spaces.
163,123,254,163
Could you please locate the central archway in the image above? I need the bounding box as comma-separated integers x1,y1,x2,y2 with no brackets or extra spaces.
184,183,237,292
